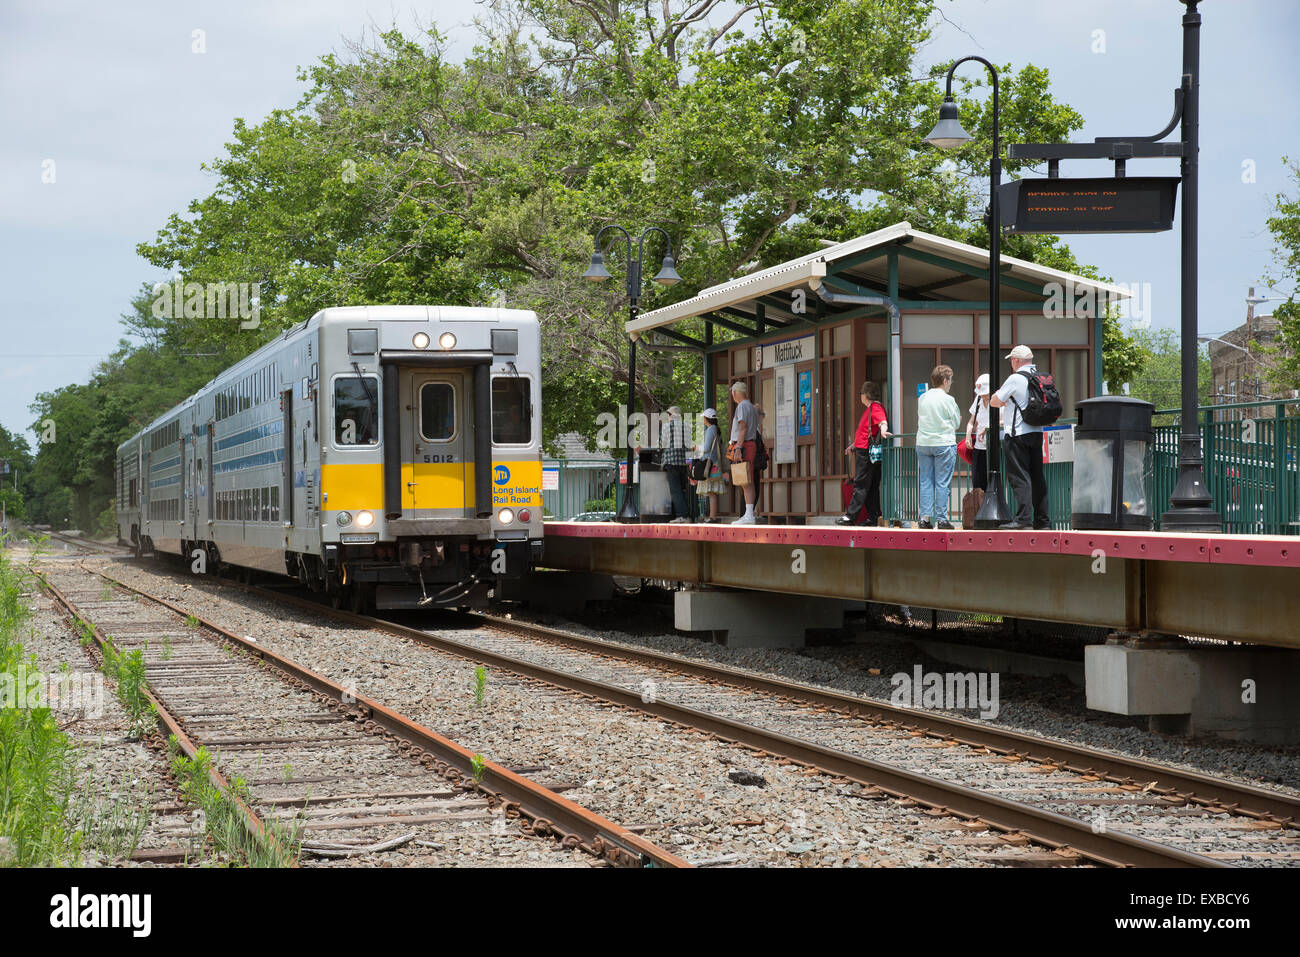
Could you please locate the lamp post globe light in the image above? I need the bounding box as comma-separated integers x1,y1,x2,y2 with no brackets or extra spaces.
924,57,1010,528
584,225,680,523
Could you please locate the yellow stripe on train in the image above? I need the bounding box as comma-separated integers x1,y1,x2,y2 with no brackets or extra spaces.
320,460,542,513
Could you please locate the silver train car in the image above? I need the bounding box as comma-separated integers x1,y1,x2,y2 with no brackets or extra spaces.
115,305,544,610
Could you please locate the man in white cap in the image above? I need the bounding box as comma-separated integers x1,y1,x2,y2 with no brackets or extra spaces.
990,344,1049,529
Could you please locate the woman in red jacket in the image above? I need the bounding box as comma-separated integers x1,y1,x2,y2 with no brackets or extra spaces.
837,381,890,526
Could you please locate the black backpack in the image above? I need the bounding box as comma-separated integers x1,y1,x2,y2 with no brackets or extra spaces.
1013,369,1063,427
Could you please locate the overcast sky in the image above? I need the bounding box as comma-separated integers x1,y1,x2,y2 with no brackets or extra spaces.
2,0,1296,442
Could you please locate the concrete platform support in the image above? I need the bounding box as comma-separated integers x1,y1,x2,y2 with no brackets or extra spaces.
674,589,843,648
1085,636,1300,745
495,570,614,616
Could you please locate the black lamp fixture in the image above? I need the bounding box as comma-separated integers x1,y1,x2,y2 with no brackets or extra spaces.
924,98,972,150
924,58,1011,528
583,225,680,522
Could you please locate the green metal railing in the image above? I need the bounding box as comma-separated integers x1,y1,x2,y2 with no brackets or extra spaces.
882,398,1300,533
542,459,617,520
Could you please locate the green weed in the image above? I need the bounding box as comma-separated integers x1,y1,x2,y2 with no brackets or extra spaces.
169,740,301,867
0,547,83,866
473,665,487,709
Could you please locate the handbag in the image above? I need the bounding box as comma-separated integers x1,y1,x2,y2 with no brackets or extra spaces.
961,488,984,529
731,460,752,487
866,404,885,464
690,458,709,480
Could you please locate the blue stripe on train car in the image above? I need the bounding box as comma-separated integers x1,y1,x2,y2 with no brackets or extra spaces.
214,420,283,453
214,448,285,473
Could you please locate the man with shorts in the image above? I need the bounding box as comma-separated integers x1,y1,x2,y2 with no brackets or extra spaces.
727,381,759,525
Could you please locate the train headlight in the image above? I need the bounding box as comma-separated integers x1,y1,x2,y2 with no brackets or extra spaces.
412,332,431,350
497,508,514,525
439,332,457,351
337,511,353,527
356,510,374,528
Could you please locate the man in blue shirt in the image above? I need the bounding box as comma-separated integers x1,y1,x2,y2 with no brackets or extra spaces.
989,345,1049,530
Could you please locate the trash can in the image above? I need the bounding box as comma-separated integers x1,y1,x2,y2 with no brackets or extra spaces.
1070,396,1155,530
637,450,673,521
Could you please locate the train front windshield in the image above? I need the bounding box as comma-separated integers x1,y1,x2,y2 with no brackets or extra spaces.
492,377,531,444
334,374,379,445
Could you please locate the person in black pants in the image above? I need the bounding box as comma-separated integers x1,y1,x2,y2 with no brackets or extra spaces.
1003,431,1049,528
991,346,1049,529
659,406,690,523
837,381,890,526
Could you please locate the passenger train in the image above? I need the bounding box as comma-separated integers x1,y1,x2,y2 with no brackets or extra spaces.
115,306,544,610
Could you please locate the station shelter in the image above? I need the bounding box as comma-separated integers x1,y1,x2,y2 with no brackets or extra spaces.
629,221,1127,524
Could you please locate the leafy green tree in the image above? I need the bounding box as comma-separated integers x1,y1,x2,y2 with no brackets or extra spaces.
136,0,1107,451
1125,326,1211,418
0,425,32,524
39,0,1147,528
1264,156,1300,393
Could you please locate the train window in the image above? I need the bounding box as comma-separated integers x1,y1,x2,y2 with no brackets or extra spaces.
419,383,455,441
348,329,378,355
270,486,279,522
492,377,531,445
334,375,379,446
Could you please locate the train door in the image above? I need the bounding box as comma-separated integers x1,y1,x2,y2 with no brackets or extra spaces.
282,387,294,530
180,427,190,549
206,425,214,532
402,370,470,517
187,423,203,547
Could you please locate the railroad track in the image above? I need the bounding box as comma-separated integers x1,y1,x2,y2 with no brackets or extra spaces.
89,550,1300,866
35,561,685,868
39,531,129,556
222,583,1280,867
466,610,1300,865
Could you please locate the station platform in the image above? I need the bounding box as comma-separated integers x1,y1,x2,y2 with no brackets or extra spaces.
540,521,1300,649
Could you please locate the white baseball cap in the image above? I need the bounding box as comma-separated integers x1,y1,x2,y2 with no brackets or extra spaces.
1005,344,1034,360
974,374,990,396
702,408,718,419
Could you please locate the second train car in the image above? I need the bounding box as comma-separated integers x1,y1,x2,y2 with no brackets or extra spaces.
114,305,544,610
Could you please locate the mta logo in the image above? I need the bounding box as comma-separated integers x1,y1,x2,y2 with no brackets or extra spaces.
493,465,510,485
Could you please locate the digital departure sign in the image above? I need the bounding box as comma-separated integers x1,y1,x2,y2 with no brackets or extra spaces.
998,177,1180,234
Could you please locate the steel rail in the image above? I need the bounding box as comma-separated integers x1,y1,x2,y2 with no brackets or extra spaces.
42,531,127,555
471,611,1300,826
84,565,687,869
35,571,288,864
245,584,1225,867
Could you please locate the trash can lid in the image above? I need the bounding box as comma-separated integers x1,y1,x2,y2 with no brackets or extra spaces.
1075,395,1155,434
